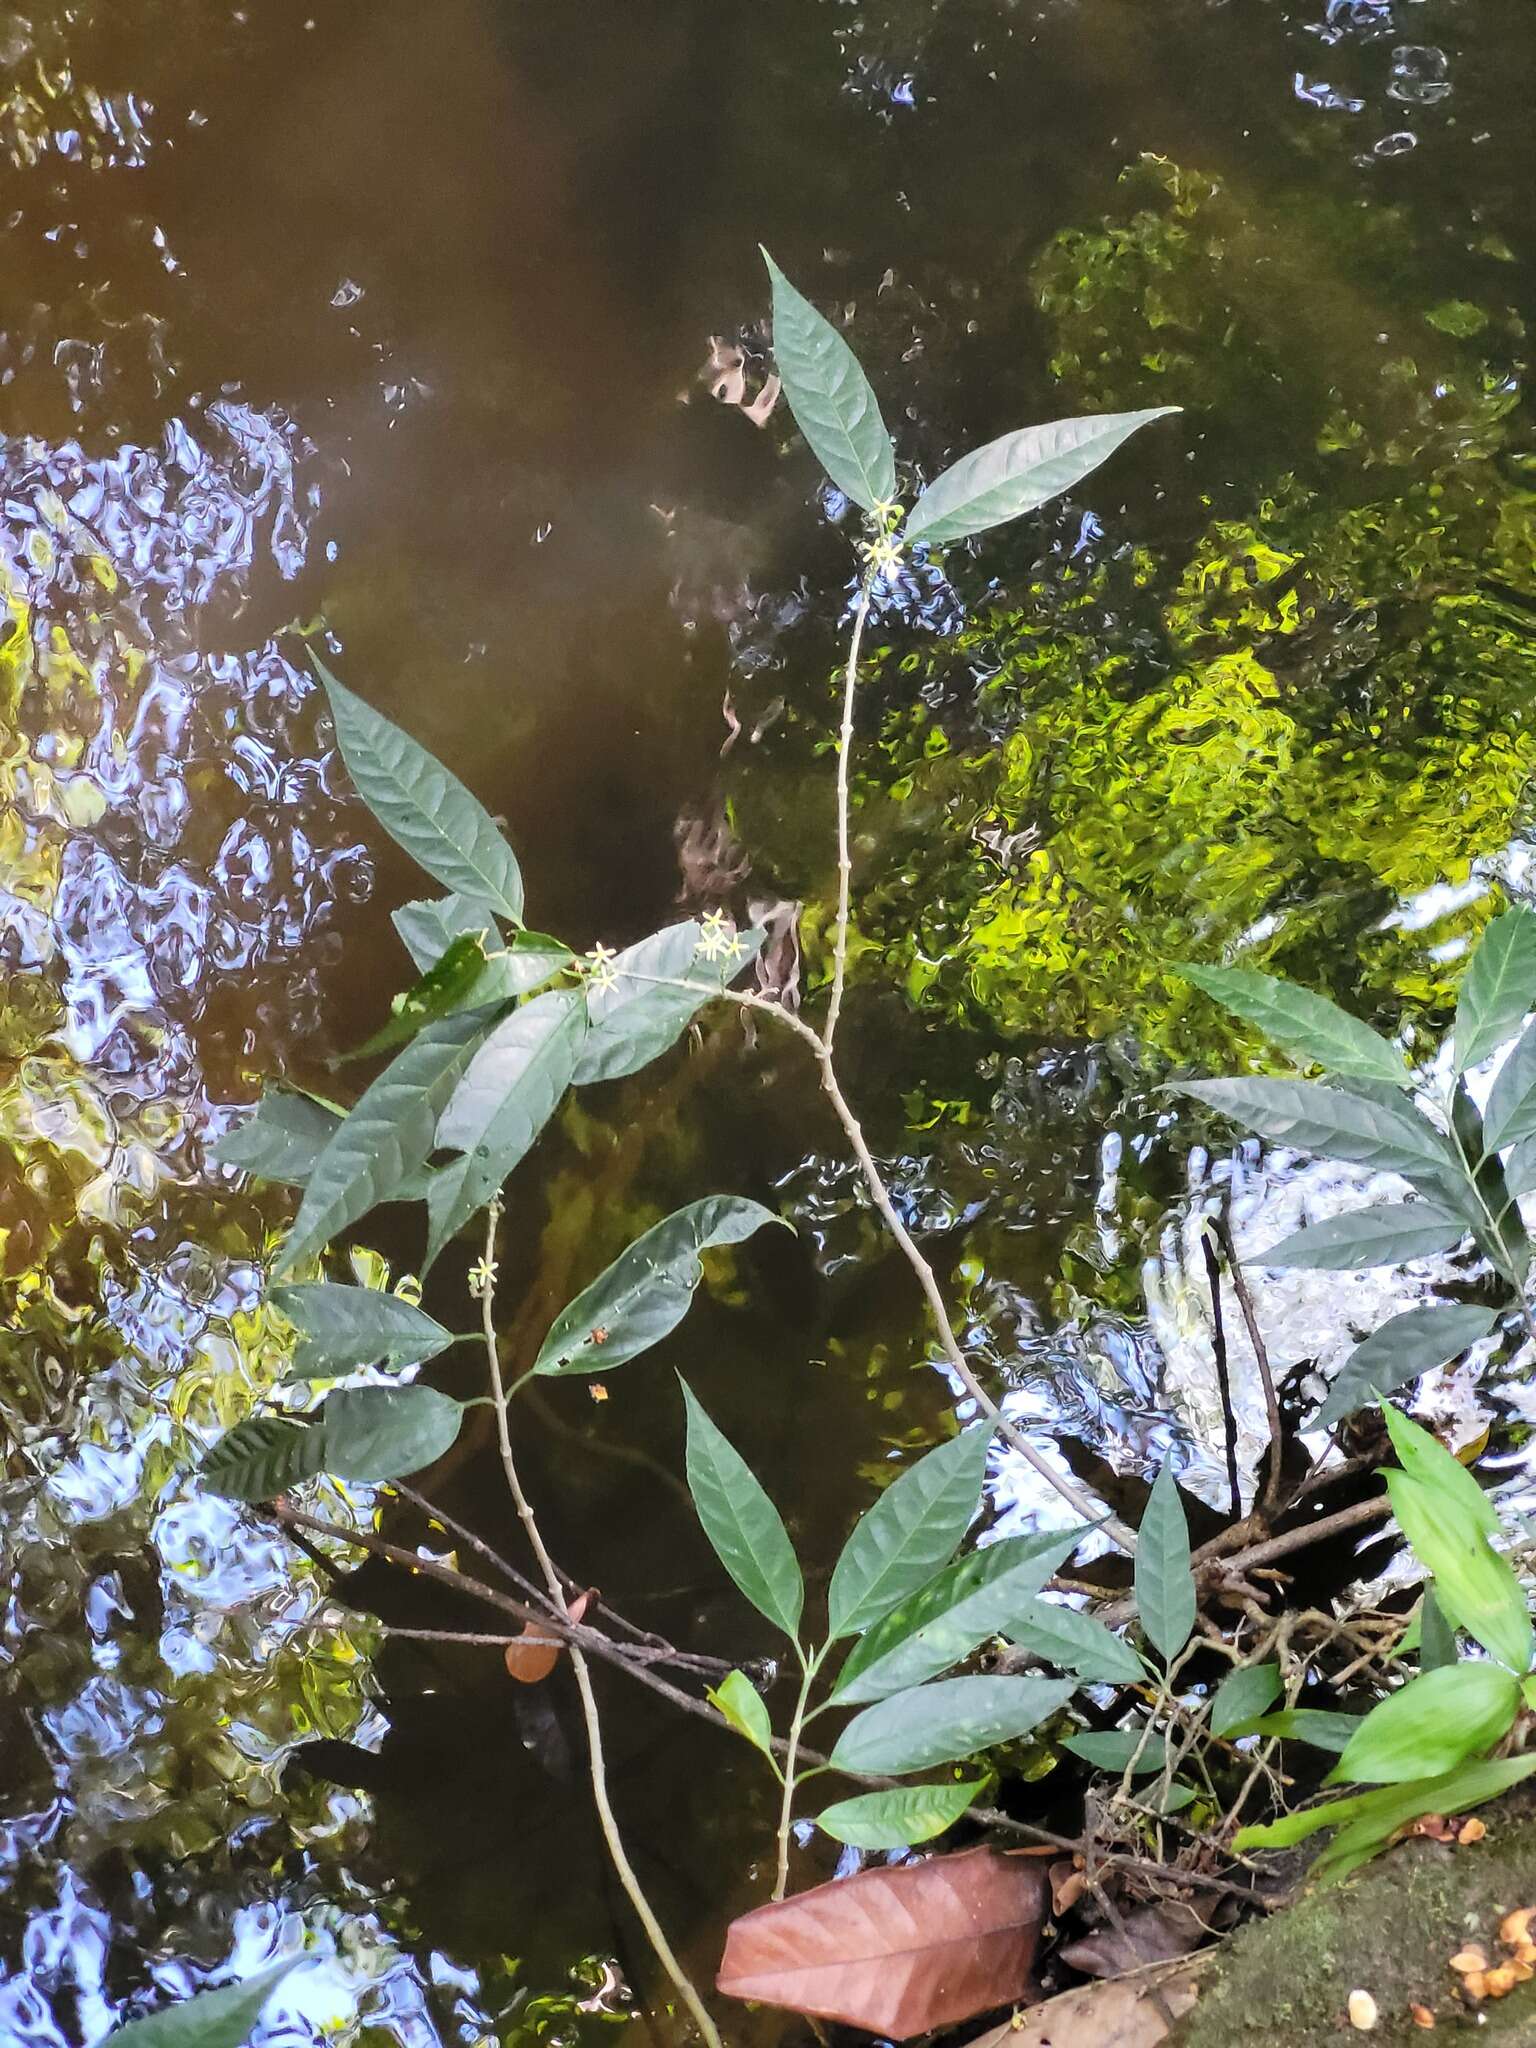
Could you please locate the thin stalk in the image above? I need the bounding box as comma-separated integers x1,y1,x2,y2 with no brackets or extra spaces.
823,570,875,1052
773,1647,820,1900
478,1199,725,2048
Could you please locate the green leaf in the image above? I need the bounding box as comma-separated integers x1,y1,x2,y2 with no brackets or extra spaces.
1175,1077,1459,1186
341,935,499,1062
681,1382,803,1637
104,1958,306,2047
1421,1586,1459,1670
1134,1462,1195,1662
272,1282,454,1379
816,1780,985,1850
830,1528,1084,1705
1235,1761,1536,1872
212,1088,342,1186
1176,964,1410,1089
1382,1403,1499,1533
427,987,587,1267
314,656,524,922
707,1669,777,1761
830,1674,1075,1776
1062,1728,1167,1774
1508,1134,1536,1198
1483,1023,1536,1151
1209,1662,1282,1736
277,1009,491,1275
904,409,1178,546
573,920,763,1086
345,934,571,1065
1003,1598,1146,1685
1228,1709,1360,1753
316,1383,464,1481
761,248,895,513
1260,1204,1466,1272
1387,1468,1532,1674
1314,1756,1536,1884
535,1197,784,1377
201,1415,328,1502
1314,1305,1498,1429
1450,1080,1528,1284
393,892,502,972
826,1427,992,1640
1328,1661,1521,1785
1454,906,1536,1073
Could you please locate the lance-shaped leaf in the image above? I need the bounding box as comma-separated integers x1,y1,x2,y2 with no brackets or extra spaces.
816,1780,985,1850
536,1197,783,1376
105,1956,306,2048
276,1009,491,1275
346,932,570,1064
1176,963,1410,1088
212,1088,342,1186
1327,1661,1520,1786
1421,1585,1459,1669
1451,1078,1528,1283
1454,905,1536,1073
830,1526,1082,1704
201,1414,329,1501
314,655,524,922
340,934,500,1062
1002,1597,1145,1685
1209,1661,1282,1736
716,1844,1046,2037
682,1381,803,1637
427,987,587,1266
1314,1304,1498,1428
1062,1727,1168,1773
1260,1203,1466,1271
393,893,501,972
1235,1754,1536,1868
827,1427,992,1640
1134,1462,1195,1662
1224,1709,1360,1753
1384,1405,1531,1674
272,1281,455,1379
830,1674,1075,1776
1483,1021,1536,1152
316,1383,465,1481
708,1669,777,1761
574,920,763,1086
1175,1076,1459,1186
762,248,895,513
1508,1133,1536,1198
904,408,1177,547
1385,1468,1531,1675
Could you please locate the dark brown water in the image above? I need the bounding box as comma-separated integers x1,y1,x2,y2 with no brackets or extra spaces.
2,0,1534,2041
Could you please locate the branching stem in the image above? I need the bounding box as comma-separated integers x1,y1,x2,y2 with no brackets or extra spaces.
773,1646,821,1899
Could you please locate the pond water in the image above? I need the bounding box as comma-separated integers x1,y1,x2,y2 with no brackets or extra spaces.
2,0,1534,2041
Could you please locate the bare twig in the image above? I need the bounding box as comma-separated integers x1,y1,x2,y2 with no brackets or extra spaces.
823,571,874,1053
1201,1223,1241,1521
1213,1215,1284,1516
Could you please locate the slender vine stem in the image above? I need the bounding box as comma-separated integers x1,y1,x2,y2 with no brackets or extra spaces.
477,1198,725,2048
823,570,875,1053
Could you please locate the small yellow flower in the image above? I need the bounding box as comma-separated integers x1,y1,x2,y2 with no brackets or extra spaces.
696,910,735,963
861,531,904,575
467,1256,497,1299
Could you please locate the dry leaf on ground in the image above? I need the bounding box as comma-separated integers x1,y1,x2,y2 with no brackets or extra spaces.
503,1590,592,1684
966,1952,1212,2048
1060,1900,1213,1977
716,1844,1046,2038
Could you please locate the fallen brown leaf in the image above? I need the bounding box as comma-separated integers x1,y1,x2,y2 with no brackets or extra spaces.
966,1952,1212,2048
716,1845,1046,2039
1048,1857,1089,1918
1059,1901,1211,1978
503,1590,592,1684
